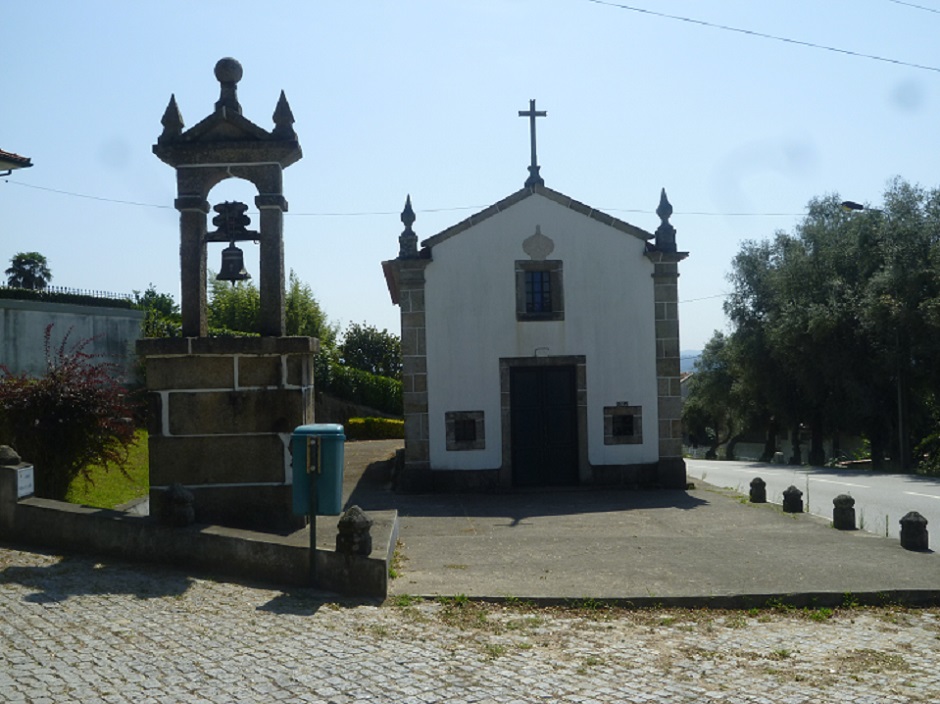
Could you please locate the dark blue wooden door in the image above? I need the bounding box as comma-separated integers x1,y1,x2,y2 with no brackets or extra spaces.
510,365,578,487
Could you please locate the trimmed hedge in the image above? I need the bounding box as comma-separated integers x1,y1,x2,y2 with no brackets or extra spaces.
345,417,405,441
315,354,402,416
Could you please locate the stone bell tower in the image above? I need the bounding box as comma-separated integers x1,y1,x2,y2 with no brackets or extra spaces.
138,58,315,531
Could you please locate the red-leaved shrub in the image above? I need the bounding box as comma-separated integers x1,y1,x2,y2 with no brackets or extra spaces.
0,325,137,499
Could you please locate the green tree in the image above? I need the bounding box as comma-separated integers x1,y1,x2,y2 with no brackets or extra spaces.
682,332,742,459
207,277,261,335
339,322,402,380
134,284,180,338
6,251,52,290
286,271,337,347
207,270,337,343
134,284,178,318
723,179,940,470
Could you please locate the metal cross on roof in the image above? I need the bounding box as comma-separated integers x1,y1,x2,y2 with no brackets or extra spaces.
518,99,546,187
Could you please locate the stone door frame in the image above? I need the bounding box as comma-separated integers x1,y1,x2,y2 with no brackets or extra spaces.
499,355,589,489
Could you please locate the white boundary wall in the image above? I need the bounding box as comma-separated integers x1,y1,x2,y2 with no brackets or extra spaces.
0,298,144,381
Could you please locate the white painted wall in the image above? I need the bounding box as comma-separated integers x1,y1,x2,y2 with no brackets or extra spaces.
424,193,659,470
0,299,144,382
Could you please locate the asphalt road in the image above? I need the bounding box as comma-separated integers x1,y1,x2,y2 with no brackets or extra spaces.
685,458,940,541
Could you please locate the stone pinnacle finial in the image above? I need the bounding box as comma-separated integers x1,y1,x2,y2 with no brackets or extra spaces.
214,57,243,115
654,188,677,253
272,90,296,139
159,94,184,143
401,194,416,229
656,188,673,224
399,195,418,259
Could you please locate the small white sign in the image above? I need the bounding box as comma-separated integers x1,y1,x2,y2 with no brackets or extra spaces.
16,465,34,498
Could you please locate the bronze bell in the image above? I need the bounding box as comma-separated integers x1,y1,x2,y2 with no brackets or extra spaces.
216,242,250,284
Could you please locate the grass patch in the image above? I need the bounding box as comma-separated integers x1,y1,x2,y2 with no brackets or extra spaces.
483,643,508,659
389,540,406,579
392,594,421,608
65,429,149,509
807,607,834,622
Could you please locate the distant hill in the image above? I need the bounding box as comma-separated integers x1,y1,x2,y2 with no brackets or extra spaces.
680,350,701,374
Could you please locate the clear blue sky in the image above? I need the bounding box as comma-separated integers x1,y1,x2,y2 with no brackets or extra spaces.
3,1,939,351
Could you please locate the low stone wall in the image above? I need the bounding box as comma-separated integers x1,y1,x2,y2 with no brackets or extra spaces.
0,464,397,597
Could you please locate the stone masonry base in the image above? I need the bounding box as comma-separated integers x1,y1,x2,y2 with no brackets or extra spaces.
137,337,317,531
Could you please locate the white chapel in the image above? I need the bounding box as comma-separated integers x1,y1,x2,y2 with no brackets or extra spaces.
382,101,688,491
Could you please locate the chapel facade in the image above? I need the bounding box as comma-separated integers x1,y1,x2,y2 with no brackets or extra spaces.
382,104,688,492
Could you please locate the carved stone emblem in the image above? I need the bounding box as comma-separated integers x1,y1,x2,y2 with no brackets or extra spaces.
522,225,554,261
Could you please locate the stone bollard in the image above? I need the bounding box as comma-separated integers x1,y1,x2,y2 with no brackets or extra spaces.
832,494,856,530
336,505,373,556
749,477,767,503
899,511,929,551
782,485,803,513
163,483,195,527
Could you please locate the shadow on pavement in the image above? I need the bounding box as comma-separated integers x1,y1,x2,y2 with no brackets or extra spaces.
343,450,710,522
257,590,381,615
0,552,193,603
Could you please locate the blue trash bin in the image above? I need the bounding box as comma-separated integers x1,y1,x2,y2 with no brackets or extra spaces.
291,424,345,516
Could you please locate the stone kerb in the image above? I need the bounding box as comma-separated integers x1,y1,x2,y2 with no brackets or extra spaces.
0,477,396,597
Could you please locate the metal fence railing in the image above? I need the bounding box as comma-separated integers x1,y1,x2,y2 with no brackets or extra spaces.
0,284,133,301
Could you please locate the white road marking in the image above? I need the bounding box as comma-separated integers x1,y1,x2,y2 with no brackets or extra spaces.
904,491,940,500
691,469,871,489
810,478,870,489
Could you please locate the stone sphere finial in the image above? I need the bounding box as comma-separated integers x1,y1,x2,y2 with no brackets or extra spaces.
0,445,22,466
214,58,243,115
214,57,243,84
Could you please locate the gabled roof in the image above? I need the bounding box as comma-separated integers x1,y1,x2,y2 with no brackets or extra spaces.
421,184,653,250
175,107,274,144
0,149,32,171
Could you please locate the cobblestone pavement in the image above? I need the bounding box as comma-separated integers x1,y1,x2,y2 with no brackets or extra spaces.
2,546,939,704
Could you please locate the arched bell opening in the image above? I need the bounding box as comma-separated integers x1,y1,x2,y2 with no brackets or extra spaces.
207,178,262,287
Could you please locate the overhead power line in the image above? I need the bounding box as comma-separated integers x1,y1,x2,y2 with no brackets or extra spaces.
4,180,173,209
586,0,940,73
680,293,730,304
3,179,806,219
886,0,940,15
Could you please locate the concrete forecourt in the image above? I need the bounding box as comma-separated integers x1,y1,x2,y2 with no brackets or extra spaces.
3,441,940,702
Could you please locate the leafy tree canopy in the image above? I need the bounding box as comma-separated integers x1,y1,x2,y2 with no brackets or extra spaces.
133,284,179,318
698,177,940,471
339,322,402,380
134,284,181,338
207,270,337,345
6,251,52,290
